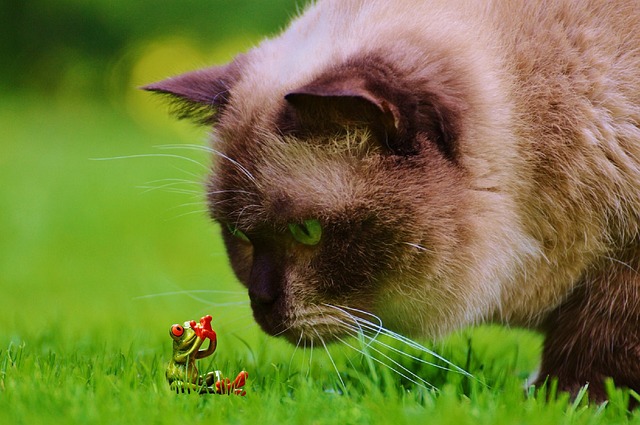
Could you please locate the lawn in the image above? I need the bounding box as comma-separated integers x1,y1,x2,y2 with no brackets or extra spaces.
1,87,639,424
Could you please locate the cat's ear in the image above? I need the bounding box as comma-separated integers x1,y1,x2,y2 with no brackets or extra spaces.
142,61,241,125
284,76,405,153
283,63,460,158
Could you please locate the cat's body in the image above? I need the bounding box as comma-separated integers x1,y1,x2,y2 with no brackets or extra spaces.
146,0,640,400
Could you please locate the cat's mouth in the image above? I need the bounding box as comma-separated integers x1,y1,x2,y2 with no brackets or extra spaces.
252,301,378,345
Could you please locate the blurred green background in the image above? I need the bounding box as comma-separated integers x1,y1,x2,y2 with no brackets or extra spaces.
1,0,309,347
1,5,555,424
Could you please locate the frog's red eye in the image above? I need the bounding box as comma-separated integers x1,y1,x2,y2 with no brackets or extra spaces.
171,324,184,337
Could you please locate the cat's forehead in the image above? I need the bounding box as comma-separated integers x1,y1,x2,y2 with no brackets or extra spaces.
208,129,382,229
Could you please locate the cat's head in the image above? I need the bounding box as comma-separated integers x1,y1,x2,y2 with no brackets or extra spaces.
144,49,519,343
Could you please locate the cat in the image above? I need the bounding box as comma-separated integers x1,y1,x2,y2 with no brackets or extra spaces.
144,0,640,401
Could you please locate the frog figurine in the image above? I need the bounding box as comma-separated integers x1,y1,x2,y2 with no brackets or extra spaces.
166,314,248,395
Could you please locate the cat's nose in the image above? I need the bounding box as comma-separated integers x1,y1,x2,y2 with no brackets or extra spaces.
249,286,276,305
248,251,281,306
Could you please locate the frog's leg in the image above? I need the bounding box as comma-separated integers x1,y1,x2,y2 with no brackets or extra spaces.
213,371,231,394
203,371,217,386
173,337,206,364
211,370,248,395
195,333,217,359
229,371,248,396
170,380,203,394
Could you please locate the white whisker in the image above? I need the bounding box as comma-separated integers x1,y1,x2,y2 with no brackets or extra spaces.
326,303,475,379
315,329,346,393
403,242,434,253
170,165,204,181
308,338,314,377
166,209,210,220
133,290,248,308
211,149,258,186
289,331,304,373
139,177,202,191
146,187,201,196
374,327,473,378
166,201,205,210
199,301,250,307
207,189,256,196
137,181,201,195
133,289,246,299
325,303,382,348
330,304,431,386
233,205,260,228
273,324,294,338
336,336,435,390
90,153,208,170
155,144,211,153
341,320,454,373
156,144,258,186
145,177,201,185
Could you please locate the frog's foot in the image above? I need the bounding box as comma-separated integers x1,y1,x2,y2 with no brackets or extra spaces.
213,370,248,396
230,371,248,396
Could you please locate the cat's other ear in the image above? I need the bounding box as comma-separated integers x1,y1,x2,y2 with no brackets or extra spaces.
142,60,242,125
283,60,461,158
284,75,405,153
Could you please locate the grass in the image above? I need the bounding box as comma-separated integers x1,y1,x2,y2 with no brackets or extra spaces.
1,93,640,424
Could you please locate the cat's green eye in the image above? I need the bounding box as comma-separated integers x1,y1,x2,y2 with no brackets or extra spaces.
226,223,250,242
288,219,322,246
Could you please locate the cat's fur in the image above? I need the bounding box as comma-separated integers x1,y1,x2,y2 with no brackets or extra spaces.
145,0,640,401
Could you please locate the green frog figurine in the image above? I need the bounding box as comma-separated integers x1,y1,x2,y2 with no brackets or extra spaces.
166,315,248,395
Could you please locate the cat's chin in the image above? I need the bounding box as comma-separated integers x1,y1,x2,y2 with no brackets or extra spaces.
253,302,376,345
280,326,346,346
254,318,349,345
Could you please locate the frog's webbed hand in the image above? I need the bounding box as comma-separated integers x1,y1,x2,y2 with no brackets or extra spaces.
192,315,217,359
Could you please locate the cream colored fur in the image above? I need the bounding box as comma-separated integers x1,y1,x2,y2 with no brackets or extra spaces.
213,0,640,339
